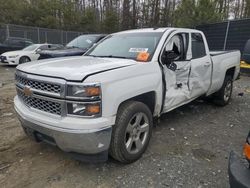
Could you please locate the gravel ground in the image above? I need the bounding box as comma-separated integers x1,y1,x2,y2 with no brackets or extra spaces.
0,64,249,188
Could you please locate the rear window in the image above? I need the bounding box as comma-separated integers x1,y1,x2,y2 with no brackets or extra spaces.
191,33,206,59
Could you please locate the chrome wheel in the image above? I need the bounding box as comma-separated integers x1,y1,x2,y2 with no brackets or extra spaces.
224,80,232,102
124,112,149,154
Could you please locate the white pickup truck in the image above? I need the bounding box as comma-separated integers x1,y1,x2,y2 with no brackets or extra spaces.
14,28,240,163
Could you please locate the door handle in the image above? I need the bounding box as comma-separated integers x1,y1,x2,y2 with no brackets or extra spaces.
204,62,211,67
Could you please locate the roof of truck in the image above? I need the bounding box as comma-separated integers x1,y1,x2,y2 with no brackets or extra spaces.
115,27,200,34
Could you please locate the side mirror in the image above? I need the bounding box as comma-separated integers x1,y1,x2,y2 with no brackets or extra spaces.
165,50,179,60
161,50,179,64
35,49,42,53
161,50,178,71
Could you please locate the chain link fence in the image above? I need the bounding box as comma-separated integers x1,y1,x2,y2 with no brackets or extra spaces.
0,24,87,45
196,18,250,53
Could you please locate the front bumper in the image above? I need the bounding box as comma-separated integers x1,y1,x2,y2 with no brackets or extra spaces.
228,151,250,188
14,96,113,158
0,56,19,65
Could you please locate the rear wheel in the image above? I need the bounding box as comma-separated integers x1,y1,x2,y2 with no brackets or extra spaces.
19,56,31,64
109,101,153,163
213,75,233,106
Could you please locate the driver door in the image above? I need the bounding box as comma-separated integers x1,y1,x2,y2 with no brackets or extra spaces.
161,32,192,113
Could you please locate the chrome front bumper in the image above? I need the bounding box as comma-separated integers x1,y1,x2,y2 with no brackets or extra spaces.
14,96,113,156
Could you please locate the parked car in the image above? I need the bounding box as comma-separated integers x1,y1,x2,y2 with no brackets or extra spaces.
0,44,63,65
38,34,106,59
14,28,240,163
0,37,33,55
229,132,250,188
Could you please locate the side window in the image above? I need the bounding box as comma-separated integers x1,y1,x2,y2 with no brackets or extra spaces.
191,33,206,59
162,33,189,64
51,44,63,49
25,41,33,47
9,39,20,46
39,45,49,50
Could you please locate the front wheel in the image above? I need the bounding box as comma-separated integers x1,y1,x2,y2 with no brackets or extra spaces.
213,75,233,106
19,56,31,64
109,101,153,163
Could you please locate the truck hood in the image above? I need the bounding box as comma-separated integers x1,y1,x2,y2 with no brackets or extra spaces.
17,56,137,81
38,47,87,57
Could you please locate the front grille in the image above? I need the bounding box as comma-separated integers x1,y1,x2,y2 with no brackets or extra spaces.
15,74,61,94
17,89,61,115
0,56,7,62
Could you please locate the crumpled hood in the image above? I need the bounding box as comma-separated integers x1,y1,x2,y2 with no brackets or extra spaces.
17,56,137,81
39,47,87,57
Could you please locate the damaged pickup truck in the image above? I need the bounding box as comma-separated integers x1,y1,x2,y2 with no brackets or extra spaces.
14,28,240,163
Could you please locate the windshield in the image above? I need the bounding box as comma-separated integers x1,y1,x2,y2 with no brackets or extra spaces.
66,35,98,49
86,32,163,61
22,44,39,51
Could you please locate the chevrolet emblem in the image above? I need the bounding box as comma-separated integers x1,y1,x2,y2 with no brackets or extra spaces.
23,86,32,96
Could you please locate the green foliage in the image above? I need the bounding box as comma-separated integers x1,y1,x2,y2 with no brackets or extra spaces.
0,0,249,33
174,0,222,27
102,10,119,33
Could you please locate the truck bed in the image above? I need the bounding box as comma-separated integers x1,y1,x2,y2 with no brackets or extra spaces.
207,50,241,96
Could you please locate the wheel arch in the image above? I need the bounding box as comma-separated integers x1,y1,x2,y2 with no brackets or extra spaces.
117,91,157,116
225,66,236,79
19,56,31,64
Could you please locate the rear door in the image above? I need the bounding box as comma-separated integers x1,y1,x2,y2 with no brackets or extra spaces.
189,33,212,97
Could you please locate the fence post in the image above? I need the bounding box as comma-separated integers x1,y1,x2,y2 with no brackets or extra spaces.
223,20,230,50
66,32,68,43
37,27,40,43
61,31,63,44
6,24,10,38
45,31,47,43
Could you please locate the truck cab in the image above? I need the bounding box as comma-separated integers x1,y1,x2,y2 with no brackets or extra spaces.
14,28,240,163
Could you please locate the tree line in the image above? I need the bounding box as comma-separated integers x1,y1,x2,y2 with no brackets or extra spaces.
0,0,250,33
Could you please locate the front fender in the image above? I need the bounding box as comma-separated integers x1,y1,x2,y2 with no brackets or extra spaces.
85,62,163,118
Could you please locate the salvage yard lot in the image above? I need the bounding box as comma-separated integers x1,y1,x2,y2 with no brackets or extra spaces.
0,64,249,188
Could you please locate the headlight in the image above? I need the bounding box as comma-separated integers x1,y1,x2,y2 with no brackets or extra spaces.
8,55,19,58
67,102,101,117
67,84,101,99
66,83,101,117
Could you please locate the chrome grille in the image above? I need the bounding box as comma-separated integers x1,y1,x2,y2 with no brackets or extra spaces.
17,89,61,115
15,74,61,94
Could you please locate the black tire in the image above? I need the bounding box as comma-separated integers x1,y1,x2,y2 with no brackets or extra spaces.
19,56,31,64
109,101,153,163
213,75,233,106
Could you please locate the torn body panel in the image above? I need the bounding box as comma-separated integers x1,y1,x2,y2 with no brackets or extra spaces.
162,62,191,112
